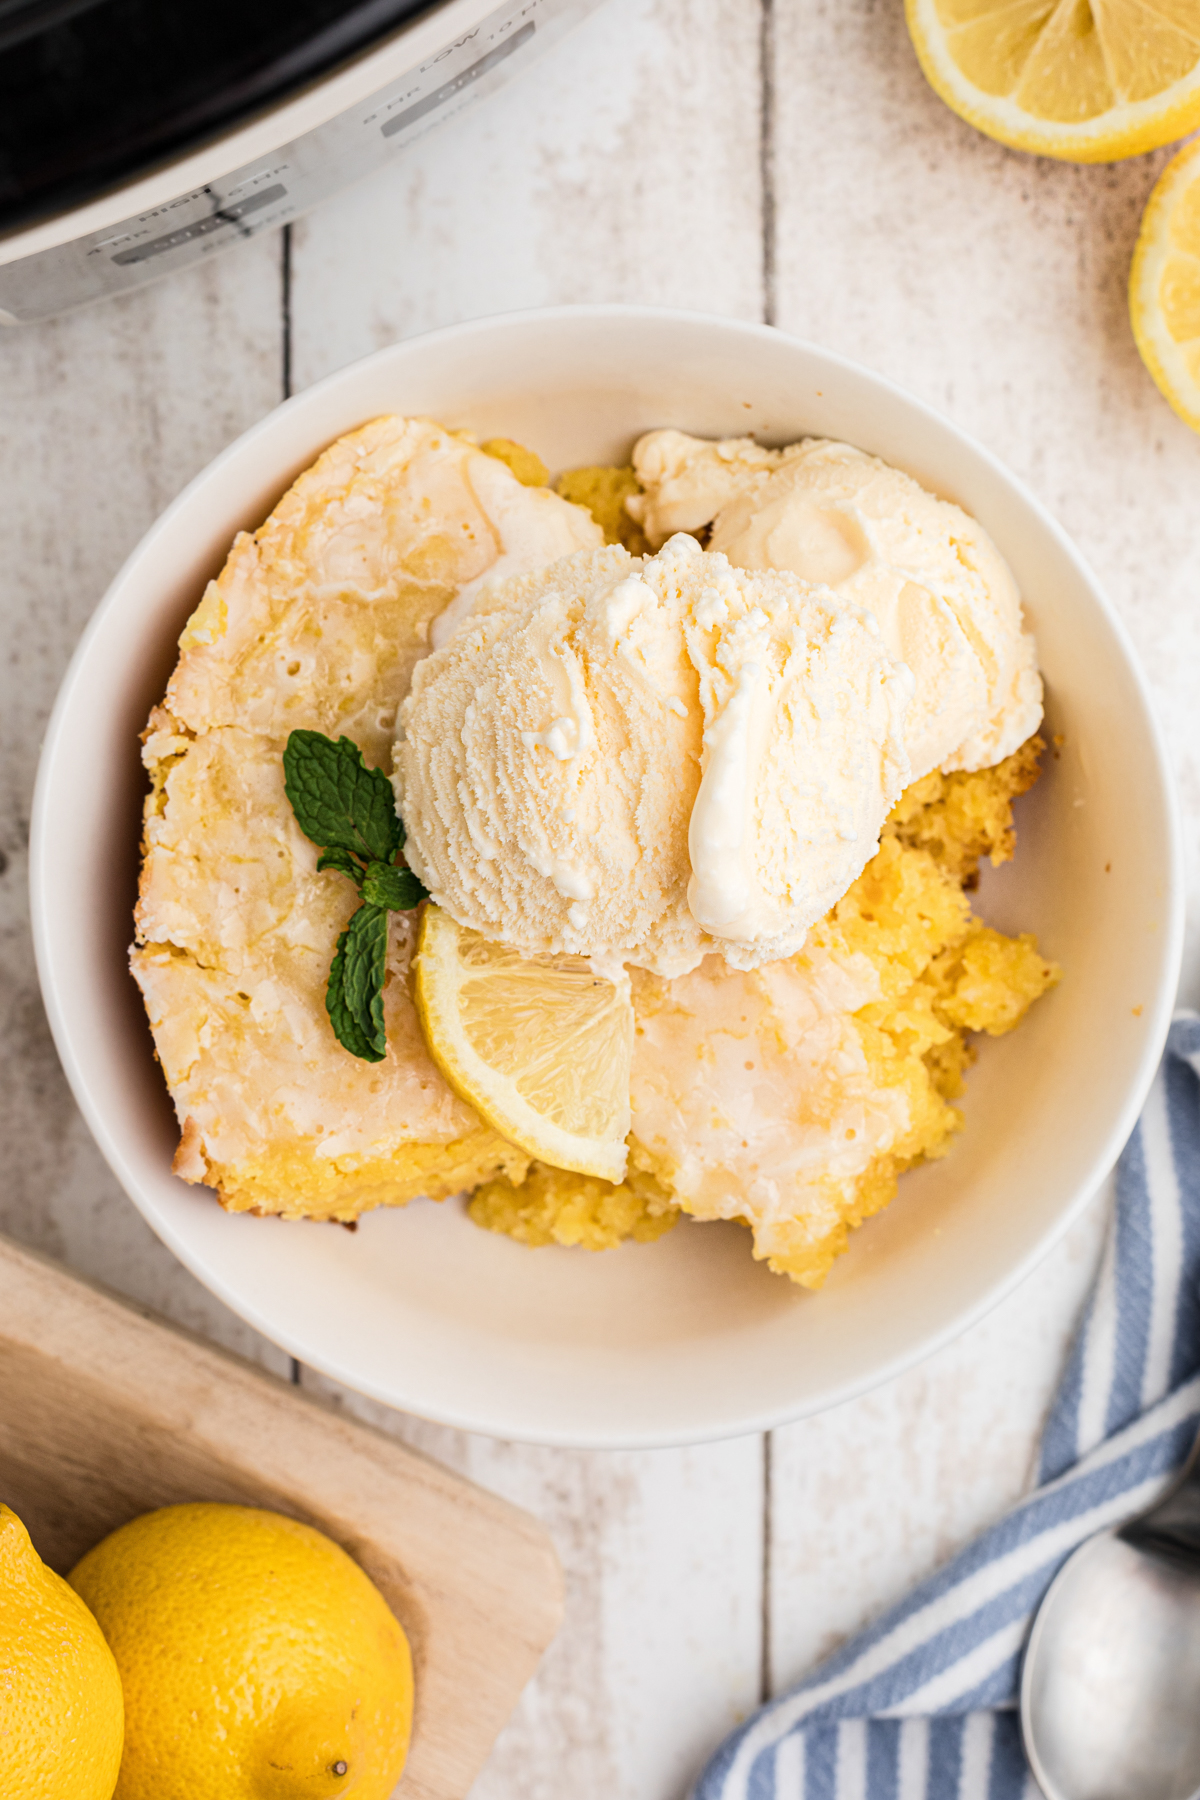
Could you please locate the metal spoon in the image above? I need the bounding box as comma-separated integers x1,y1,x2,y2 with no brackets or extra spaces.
1021,1426,1200,1800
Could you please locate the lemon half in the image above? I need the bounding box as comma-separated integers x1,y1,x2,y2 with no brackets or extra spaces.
1131,133,1200,430
906,0,1200,163
414,905,633,1182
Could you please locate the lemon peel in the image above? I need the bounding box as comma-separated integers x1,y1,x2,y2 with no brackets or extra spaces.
0,1504,123,1800
68,1503,412,1800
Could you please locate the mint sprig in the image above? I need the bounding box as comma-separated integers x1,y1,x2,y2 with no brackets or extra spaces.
283,730,427,1063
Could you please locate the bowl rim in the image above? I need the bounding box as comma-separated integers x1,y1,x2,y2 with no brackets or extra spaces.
29,303,1187,1446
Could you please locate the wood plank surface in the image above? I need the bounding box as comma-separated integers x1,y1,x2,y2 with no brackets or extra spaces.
2,0,1197,1794
286,0,765,379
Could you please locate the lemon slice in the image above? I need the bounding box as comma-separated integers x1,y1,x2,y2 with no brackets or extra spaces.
905,0,1200,163
1130,135,1200,431
414,906,633,1181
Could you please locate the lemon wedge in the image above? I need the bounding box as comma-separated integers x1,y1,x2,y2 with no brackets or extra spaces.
414,905,633,1181
906,0,1200,163
1131,134,1200,431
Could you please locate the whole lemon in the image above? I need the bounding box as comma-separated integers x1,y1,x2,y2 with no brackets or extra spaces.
0,1503,124,1800
69,1503,413,1800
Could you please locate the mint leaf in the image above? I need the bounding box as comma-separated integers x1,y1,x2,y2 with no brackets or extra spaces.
326,927,377,1063
283,731,426,1064
341,903,389,1055
283,731,402,865
362,861,426,911
317,846,365,886
326,903,389,1062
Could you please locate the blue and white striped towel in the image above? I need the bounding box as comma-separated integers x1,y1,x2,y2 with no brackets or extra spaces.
694,1010,1200,1800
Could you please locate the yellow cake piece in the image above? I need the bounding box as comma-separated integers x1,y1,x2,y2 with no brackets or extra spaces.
884,735,1044,884
133,417,600,1218
479,437,550,487
470,742,1059,1286
162,415,599,765
469,1155,678,1250
554,464,650,555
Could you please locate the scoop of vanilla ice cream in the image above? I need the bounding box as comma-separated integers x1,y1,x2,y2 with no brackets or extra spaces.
427,444,603,649
625,429,781,542
397,535,913,976
630,431,1042,777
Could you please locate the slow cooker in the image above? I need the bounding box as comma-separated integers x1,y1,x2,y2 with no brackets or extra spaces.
0,0,600,324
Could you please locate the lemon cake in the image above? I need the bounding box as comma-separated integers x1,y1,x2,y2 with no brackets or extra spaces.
132,417,602,1217
133,418,1058,1287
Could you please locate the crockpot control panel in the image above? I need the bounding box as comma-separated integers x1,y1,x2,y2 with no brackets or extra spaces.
0,0,596,322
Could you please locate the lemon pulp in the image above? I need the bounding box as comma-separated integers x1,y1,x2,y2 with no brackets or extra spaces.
1131,134,1200,431
906,0,1200,162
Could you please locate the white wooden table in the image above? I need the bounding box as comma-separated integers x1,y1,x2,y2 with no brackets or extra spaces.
3,4,1199,1794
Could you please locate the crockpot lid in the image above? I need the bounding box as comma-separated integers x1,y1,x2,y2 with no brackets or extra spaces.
0,0,439,235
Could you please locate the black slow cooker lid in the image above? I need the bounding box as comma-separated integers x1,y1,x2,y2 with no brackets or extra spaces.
0,0,439,235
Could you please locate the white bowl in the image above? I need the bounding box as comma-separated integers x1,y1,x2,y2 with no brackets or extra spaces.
31,307,1183,1449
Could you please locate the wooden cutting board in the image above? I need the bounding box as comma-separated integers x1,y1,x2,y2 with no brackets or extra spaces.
0,1233,563,1800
